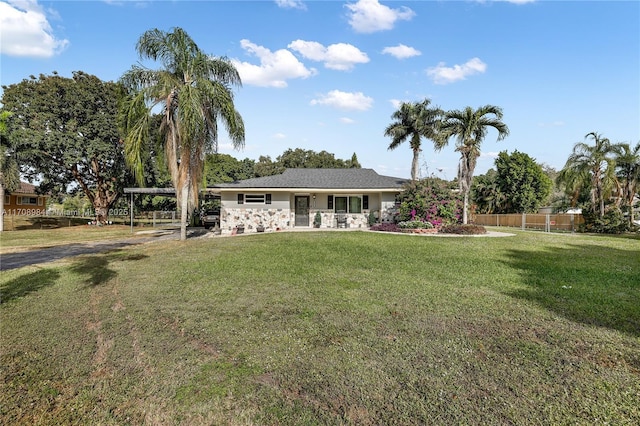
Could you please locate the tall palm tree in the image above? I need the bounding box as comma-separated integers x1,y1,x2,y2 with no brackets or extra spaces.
120,27,245,240
384,99,442,181
613,141,640,226
439,105,509,224
557,132,617,218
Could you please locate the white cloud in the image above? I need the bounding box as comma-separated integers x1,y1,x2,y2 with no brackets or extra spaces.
310,90,374,111
232,39,316,88
340,117,355,124
272,132,287,139
426,57,487,84
382,44,421,60
288,40,369,71
274,0,306,10
0,0,69,57
389,99,402,109
345,0,415,33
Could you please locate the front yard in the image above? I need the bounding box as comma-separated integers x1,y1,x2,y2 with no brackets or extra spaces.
1,230,638,424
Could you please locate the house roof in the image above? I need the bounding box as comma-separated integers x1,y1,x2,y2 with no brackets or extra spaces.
11,181,41,195
212,168,408,191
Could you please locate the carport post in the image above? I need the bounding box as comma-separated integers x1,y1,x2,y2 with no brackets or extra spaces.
130,192,134,233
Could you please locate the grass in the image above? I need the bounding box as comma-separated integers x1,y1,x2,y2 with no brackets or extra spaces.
0,223,162,254
1,229,639,424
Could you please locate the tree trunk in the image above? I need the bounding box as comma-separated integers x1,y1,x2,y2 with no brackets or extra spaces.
93,192,110,225
0,182,5,232
180,178,190,241
463,190,469,225
411,149,419,181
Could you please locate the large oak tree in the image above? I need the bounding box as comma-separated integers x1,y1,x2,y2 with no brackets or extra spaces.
1,72,128,224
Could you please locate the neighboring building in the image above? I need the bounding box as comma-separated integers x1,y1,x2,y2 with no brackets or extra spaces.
3,181,48,215
209,168,408,234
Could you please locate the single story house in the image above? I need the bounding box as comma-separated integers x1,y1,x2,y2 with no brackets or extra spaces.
208,168,408,234
3,181,48,215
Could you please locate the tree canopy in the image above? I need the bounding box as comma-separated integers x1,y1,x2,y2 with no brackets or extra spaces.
557,132,618,218
253,149,361,177
493,150,552,213
204,153,255,185
1,71,129,224
384,99,442,181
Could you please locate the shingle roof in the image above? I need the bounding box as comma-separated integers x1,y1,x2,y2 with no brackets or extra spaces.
213,168,408,190
14,181,38,194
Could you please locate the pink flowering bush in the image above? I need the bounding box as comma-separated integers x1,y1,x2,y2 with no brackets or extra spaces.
396,178,463,227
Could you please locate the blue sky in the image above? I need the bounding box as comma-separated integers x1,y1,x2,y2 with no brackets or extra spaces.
1,0,638,180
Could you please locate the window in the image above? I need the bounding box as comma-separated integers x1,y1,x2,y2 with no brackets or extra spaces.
245,194,264,204
349,196,362,214
328,195,333,210
4,195,9,204
334,196,362,213
18,196,38,205
238,193,272,204
363,195,369,210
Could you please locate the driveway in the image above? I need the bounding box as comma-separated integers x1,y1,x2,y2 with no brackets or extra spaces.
0,228,207,271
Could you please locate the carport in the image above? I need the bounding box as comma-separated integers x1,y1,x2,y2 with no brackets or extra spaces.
124,188,176,233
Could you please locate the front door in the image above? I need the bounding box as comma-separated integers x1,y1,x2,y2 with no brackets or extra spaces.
294,196,310,226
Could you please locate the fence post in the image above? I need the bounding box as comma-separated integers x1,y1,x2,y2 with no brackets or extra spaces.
522,213,526,230
570,214,575,233
153,211,156,228
545,214,550,233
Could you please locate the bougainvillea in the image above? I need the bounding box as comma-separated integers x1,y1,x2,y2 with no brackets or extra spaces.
396,178,463,227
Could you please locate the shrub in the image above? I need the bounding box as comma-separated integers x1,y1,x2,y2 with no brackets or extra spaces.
581,207,630,234
370,223,402,233
396,178,463,227
367,211,377,227
439,224,487,235
398,220,434,229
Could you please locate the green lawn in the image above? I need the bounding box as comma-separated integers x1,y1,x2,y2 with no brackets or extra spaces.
1,230,639,424
0,224,158,254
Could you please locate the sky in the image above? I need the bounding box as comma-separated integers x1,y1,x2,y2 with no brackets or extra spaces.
1,0,638,180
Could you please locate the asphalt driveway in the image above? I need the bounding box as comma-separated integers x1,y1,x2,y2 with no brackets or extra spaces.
0,229,207,271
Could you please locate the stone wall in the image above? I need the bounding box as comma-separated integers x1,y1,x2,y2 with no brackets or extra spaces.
221,208,374,234
221,208,291,234
313,210,370,229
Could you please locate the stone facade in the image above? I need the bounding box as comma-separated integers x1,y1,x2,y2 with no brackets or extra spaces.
221,208,291,234
220,207,374,234
314,210,371,229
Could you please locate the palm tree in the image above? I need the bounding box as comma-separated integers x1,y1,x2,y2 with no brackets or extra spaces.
613,141,640,226
120,27,245,240
384,99,442,181
557,132,617,218
471,170,504,214
438,105,509,224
